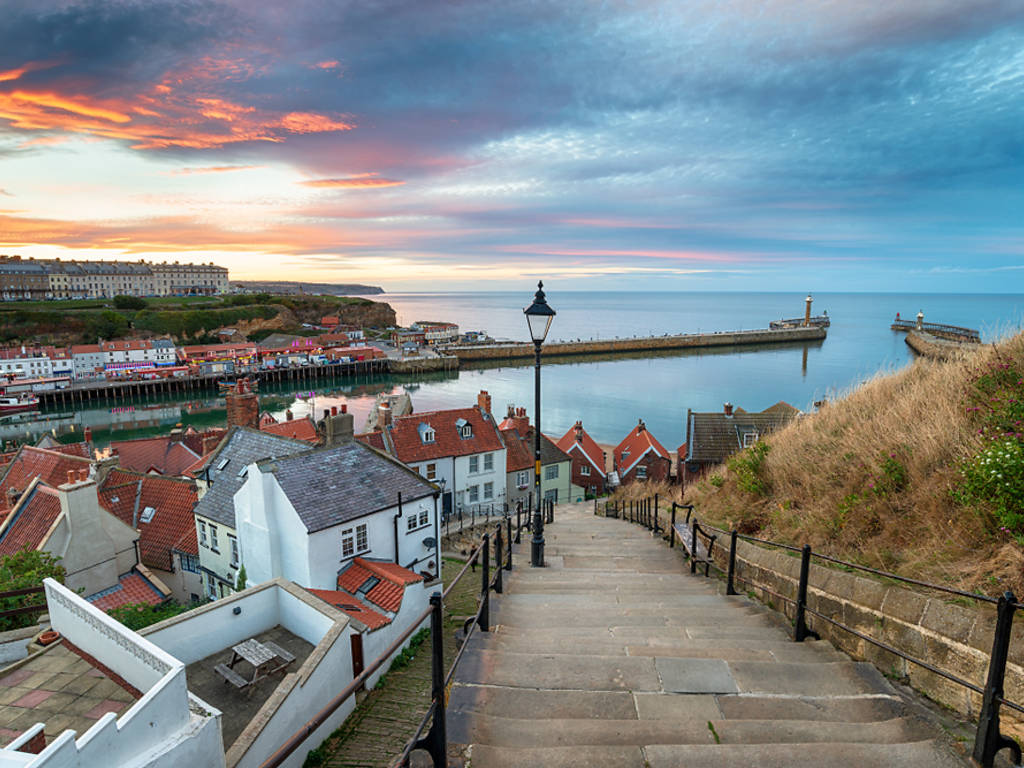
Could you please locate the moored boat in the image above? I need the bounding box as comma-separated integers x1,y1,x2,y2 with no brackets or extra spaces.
0,394,40,413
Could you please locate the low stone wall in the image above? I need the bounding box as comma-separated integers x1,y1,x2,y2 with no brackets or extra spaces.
700,532,1023,726
387,355,458,374
449,326,826,361
906,330,977,360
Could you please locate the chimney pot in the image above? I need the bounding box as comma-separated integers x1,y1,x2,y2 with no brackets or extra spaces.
331,406,338,416
286,409,294,421
341,404,347,414
724,402,734,416
83,426,92,443
67,470,75,484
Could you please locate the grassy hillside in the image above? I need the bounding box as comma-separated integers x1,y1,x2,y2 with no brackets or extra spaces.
681,331,1024,597
0,293,395,345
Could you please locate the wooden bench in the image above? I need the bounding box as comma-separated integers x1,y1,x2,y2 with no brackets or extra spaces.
674,523,716,577
263,640,296,665
215,663,249,688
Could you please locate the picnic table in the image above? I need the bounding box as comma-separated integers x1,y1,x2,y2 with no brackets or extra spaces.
215,638,296,690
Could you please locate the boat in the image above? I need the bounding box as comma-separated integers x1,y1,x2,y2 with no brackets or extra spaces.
0,394,40,414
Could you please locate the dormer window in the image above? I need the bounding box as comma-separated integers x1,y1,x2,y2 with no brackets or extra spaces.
455,418,472,439
140,506,156,524
418,423,435,444
743,431,759,447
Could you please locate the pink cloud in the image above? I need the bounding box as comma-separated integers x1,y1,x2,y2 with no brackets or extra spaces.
299,173,404,189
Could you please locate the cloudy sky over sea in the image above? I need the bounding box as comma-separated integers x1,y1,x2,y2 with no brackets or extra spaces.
1,1,1022,292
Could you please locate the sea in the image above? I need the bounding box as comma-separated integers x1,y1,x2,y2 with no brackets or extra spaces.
5,292,1023,451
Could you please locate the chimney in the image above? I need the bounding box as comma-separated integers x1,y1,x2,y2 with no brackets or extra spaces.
202,432,222,455
83,426,92,444
286,409,294,421
804,293,813,327
331,406,338,416
724,403,734,417
326,408,355,446
378,403,392,427
478,390,492,415
637,419,646,432
225,378,259,429
574,421,583,442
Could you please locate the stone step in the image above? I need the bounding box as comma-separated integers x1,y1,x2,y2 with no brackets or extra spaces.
450,713,933,748
485,624,788,644
464,740,967,768
489,606,776,628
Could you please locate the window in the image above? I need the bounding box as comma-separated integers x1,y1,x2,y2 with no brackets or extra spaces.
408,513,418,531
743,431,759,447
516,470,529,488
419,507,429,526
483,453,493,471
180,553,200,573
484,481,493,500
636,465,647,479
469,455,479,473
342,523,370,558
356,523,368,552
139,506,156,524
206,574,217,600
580,464,591,476
426,463,437,481
229,535,239,567
468,485,479,503
545,464,559,480
198,521,208,546
210,524,219,552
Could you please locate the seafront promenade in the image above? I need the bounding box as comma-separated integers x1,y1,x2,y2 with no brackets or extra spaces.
447,501,967,767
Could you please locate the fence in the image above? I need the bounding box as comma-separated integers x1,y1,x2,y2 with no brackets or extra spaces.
260,513,528,768
597,496,1023,768
443,496,554,541
0,585,47,624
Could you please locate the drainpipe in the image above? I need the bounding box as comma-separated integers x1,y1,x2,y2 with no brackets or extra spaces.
433,490,441,581
393,492,403,564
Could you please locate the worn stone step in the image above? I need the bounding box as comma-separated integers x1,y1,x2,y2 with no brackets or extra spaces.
450,713,933,748
449,686,640,720
489,606,776,628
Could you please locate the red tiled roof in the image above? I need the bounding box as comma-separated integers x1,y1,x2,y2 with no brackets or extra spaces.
70,344,102,354
109,437,200,476
614,421,670,476
555,423,607,478
172,525,199,556
384,407,504,463
50,442,92,459
98,469,198,572
0,446,91,513
337,557,422,614
261,418,319,444
88,571,165,612
501,428,533,472
355,432,387,452
0,484,61,555
307,589,390,630
259,412,277,427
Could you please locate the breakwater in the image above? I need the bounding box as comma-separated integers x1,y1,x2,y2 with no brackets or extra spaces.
905,330,979,360
446,326,827,362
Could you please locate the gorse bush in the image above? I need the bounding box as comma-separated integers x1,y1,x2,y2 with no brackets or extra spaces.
727,440,771,496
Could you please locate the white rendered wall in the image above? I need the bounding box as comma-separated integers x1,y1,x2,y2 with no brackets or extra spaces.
306,508,400,590
359,581,433,690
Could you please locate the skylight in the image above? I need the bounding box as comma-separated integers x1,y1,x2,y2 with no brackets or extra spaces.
357,576,381,595
140,506,156,523
216,457,230,471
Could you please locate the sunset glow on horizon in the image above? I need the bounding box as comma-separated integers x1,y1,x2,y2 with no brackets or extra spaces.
1,1,1023,292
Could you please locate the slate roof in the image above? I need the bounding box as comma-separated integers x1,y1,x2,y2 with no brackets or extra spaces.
0,446,91,514
380,407,504,463
108,436,200,476
193,427,314,528
0,483,61,555
87,571,166,611
260,441,436,533
685,402,800,465
614,421,671,476
261,418,319,444
555,422,607,477
98,469,199,572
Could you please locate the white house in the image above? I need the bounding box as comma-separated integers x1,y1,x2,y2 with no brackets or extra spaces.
235,439,440,588
70,344,105,380
0,348,53,380
359,391,507,518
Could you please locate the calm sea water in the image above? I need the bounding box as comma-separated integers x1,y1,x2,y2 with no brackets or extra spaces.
7,292,1023,451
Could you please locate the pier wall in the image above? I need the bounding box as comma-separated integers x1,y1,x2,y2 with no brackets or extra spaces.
448,326,826,362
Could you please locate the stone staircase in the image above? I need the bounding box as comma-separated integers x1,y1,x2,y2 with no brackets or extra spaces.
448,501,970,767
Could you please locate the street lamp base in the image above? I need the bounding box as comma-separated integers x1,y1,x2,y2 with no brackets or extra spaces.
531,537,545,567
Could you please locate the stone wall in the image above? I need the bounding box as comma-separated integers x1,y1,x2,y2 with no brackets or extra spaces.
702,533,1024,726
905,330,977,360
450,326,826,361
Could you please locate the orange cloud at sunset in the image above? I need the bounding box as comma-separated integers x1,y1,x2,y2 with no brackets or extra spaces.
299,173,404,189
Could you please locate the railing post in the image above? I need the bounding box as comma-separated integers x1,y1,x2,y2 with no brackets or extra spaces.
690,520,698,574
726,530,738,595
494,524,503,594
506,516,513,570
794,544,812,642
973,591,1022,768
515,502,522,544
670,503,676,548
547,499,553,524
653,493,659,532
480,534,490,632
412,591,447,767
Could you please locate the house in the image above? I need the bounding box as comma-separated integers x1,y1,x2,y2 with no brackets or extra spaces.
613,419,671,484
0,471,169,609
0,579,222,765
0,347,53,380
411,321,459,345
358,391,506,517
191,427,315,600
97,469,202,604
0,444,94,518
70,343,105,380
680,401,800,486
106,434,201,476
497,406,572,506
555,420,608,498
235,438,440,588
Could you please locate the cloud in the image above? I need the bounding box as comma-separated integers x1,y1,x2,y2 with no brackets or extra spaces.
298,173,404,189
0,189,11,196
166,165,262,175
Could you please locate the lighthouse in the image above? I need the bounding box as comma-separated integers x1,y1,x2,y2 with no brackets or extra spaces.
804,294,813,327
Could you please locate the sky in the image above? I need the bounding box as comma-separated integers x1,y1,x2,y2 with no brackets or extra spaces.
0,1,1023,293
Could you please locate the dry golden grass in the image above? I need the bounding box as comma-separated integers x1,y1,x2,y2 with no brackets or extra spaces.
682,332,1024,597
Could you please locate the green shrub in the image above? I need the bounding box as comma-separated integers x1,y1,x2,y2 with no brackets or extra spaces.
0,548,65,631
726,441,771,496
113,295,147,310
107,601,191,630
709,475,725,488
959,437,1024,531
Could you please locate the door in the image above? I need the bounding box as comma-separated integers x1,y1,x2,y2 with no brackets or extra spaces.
351,633,365,690
442,491,453,520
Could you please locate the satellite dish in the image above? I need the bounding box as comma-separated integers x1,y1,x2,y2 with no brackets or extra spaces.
423,537,437,549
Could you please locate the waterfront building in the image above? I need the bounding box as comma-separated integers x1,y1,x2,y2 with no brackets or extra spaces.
70,344,105,380
0,347,53,380
679,401,800,487
358,391,506,518
613,419,672,485
497,405,573,506
555,420,608,499
411,321,459,345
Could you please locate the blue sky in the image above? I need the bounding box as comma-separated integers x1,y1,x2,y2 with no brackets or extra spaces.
0,0,1022,292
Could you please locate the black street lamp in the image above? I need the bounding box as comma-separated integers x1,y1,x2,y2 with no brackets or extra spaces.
524,281,555,567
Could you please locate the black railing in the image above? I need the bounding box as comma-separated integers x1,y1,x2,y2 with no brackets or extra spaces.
604,496,1023,768
0,585,47,621
891,318,981,341
260,521,514,768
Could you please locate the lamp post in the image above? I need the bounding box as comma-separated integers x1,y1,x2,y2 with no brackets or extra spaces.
524,281,555,567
